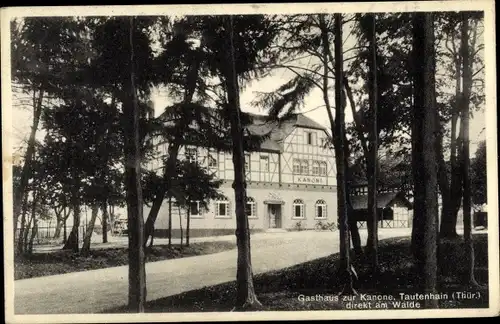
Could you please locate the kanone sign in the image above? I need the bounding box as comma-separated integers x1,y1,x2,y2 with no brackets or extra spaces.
294,176,325,185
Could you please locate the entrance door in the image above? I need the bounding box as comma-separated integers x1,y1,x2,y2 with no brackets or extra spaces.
268,204,282,228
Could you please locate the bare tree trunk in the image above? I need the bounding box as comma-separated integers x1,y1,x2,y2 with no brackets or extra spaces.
102,201,109,243
81,205,99,255
223,15,261,311
63,220,67,243
366,13,379,272
334,13,356,296
412,12,439,308
168,197,172,247
53,217,63,239
186,208,191,247
179,205,184,247
14,88,44,244
63,208,70,244
109,205,115,225
143,35,200,245
143,143,179,245
63,203,81,253
318,14,362,258
347,191,362,256
23,213,34,253
411,26,425,265
28,219,38,254
439,44,462,238
436,125,452,237
144,189,165,245
124,16,146,312
52,206,64,239
24,187,41,253
344,129,362,256
17,194,29,255
460,13,479,288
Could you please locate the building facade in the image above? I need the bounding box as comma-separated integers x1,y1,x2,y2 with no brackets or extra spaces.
145,113,338,237
349,188,414,229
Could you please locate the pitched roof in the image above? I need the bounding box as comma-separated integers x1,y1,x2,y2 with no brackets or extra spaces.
295,114,327,130
350,192,413,210
244,112,327,152
158,107,327,153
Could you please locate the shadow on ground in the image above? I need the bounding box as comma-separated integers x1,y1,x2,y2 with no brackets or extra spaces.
106,234,489,313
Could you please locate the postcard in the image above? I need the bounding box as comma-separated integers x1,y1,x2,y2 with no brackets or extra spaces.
2,1,498,322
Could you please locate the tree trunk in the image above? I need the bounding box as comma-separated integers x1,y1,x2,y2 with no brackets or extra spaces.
344,128,362,256
333,13,356,296
109,205,115,225
143,143,179,245
347,194,362,256
14,88,44,245
16,194,29,255
318,14,362,259
441,136,464,239
179,205,184,247
143,140,185,246
224,15,261,311
63,203,81,253
186,208,191,247
28,219,38,254
436,126,453,238
63,208,69,244
144,190,165,246
81,205,99,255
411,23,425,265
459,13,479,287
365,13,379,272
24,188,40,253
142,35,199,245
102,201,109,243
439,39,463,238
124,17,146,312
63,220,67,244
53,215,63,239
23,213,34,253
168,197,172,247
412,12,439,308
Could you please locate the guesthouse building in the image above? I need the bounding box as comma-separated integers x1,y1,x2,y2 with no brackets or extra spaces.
145,112,339,237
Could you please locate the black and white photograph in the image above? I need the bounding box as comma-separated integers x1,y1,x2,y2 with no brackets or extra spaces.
2,1,498,322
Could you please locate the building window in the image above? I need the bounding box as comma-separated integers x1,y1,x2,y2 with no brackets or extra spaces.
319,161,327,176
293,159,301,174
215,198,230,218
315,199,327,219
306,132,315,145
245,197,257,218
260,155,269,172
185,147,198,164
312,161,320,176
189,201,202,218
300,160,309,175
293,199,305,219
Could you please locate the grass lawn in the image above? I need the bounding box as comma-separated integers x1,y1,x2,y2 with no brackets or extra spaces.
14,241,236,280
107,233,489,312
